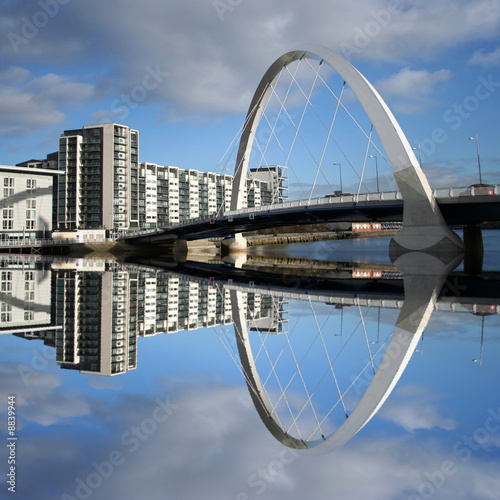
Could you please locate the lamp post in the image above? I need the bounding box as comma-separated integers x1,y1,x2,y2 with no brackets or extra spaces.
468,134,482,184
412,145,422,167
369,155,379,193
332,162,342,194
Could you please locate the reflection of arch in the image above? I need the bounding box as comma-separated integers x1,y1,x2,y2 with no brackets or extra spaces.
231,45,462,252
231,289,422,452
231,252,462,453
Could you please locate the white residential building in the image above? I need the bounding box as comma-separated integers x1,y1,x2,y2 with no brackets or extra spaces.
0,165,58,241
56,123,139,234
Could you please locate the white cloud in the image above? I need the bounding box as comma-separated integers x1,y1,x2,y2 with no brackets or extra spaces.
1,0,500,128
3,0,491,122
0,68,95,135
376,67,451,113
469,46,500,67
0,66,29,84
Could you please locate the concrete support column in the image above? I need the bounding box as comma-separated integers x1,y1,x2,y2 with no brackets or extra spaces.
390,167,464,259
221,233,247,254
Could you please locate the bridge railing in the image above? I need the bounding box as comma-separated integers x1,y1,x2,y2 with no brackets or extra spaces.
0,237,115,248
129,183,500,235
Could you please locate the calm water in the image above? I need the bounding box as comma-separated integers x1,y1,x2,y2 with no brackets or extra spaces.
1,230,499,500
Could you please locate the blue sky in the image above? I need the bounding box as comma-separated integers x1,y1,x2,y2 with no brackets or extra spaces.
1,0,500,192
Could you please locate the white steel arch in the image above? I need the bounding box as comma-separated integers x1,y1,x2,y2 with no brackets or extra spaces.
231,45,463,252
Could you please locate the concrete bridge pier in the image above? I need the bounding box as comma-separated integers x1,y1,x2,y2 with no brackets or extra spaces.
173,239,188,262
221,233,247,254
389,166,465,261
463,225,484,275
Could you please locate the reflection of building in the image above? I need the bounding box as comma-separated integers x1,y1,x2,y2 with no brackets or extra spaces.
3,259,288,376
52,260,138,376
0,257,52,330
248,294,289,334
0,165,59,241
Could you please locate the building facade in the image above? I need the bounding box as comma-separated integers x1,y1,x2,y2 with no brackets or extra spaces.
139,162,276,229
0,165,58,241
56,123,139,233
248,165,289,204
8,123,290,238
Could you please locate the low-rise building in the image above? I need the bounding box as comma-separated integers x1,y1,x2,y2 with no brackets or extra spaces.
0,164,59,241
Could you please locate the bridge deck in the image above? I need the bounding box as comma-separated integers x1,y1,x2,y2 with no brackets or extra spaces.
125,190,500,244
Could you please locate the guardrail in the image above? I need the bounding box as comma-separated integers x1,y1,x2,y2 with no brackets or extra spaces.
71,183,500,240
0,237,116,248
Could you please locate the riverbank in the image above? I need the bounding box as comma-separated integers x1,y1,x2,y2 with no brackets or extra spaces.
246,229,398,246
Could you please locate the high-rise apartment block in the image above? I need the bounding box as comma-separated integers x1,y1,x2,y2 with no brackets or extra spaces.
9,123,288,237
56,124,139,233
248,166,289,204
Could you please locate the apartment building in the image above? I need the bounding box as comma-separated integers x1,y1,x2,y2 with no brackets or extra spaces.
9,123,289,237
0,165,58,241
248,165,289,204
139,163,276,229
56,123,139,233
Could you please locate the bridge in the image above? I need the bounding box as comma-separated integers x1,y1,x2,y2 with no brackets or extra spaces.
125,185,500,244
124,45,499,257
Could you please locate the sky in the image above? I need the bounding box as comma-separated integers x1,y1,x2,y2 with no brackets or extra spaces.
1,0,500,193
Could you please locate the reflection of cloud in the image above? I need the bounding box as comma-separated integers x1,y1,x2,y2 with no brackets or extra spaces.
0,362,91,428
378,385,456,432
85,375,122,391
8,378,500,500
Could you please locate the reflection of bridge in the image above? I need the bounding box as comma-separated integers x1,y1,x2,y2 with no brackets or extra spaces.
125,45,499,256
2,254,499,452
148,259,500,316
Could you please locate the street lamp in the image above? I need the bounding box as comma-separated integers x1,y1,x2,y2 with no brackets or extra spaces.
369,155,379,193
412,145,422,167
468,134,482,184
332,162,342,194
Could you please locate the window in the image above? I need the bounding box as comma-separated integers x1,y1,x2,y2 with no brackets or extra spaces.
24,311,35,321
